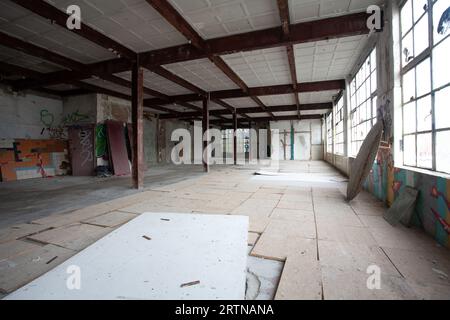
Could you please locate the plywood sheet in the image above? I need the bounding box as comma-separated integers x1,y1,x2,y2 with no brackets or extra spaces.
251,219,317,261
0,244,74,293
275,252,322,300
27,224,111,251
0,224,50,244
106,120,130,176
68,126,95,177
6,213,249,300
0,240,41,260
318,240,417,300
82,211,137,228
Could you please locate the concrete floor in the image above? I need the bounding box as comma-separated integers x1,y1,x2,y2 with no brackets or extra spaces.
1,161,450,299
0,165,204,229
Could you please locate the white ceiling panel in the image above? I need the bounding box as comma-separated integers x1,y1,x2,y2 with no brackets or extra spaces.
47,0,188,52
259,94,296,106
0,45,64,73
289,0,385,23
0,1,118,64
163,58,240,92
301,109,329,115
44,83,79,91
249,112,271,118
273,111,298,117
168,0,281,39
114,70,192,96
190,100,224,111
294,35,368,82
299,90,339,104
82,78,134,97
221,47,291,87
223,97,259,109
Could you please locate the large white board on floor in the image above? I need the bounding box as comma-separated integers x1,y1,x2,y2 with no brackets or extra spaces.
5,213,249,300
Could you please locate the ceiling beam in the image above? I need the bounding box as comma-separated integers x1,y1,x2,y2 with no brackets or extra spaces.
211,114,324,124
159,103,332,119
0,61,186,117
140,12,371,67
142,0,276,119
0,32,217,116
276,0,301,119
144,0,205,51
10,0,136,60
145,80,344,104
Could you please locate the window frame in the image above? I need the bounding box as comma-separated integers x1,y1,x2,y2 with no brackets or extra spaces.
349,47,378,157
334,96,345,155
399,0,450,174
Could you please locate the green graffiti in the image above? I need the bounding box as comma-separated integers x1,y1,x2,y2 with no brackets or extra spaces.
96,124,107,158
40,109,54,127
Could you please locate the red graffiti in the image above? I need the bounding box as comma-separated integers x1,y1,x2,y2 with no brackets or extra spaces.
431,208,450,234
431,186,450,211
392,181,402,194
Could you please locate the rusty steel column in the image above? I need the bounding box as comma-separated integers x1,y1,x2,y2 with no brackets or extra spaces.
233,110,237,165
202,96,209,172
132,56,144,189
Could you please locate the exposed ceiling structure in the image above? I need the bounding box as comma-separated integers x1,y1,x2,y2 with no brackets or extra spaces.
0,0,382,126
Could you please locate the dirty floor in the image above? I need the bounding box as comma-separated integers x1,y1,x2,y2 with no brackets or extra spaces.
1,161,449,299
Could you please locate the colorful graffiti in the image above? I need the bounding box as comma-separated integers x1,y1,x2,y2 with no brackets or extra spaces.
364,146,450,248
95,124,108,158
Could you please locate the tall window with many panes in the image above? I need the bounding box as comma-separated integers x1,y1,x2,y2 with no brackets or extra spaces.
349,48,378,157
334,97,345,155
400,0,450,174
326,112,333,153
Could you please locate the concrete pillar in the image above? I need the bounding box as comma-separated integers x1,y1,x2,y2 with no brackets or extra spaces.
233,111,237,165
202,97,209,172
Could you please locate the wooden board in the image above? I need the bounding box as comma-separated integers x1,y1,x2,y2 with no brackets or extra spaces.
106,120,130,176
275,252,322,300
68,126,95,176
347,121,383,201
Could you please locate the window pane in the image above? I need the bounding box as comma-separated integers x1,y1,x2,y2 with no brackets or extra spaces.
433,37,450,89
416,58,431,97
417,133,432,168
370,49,377,72
435,86,450,129
414,14,429,55
403,69,416,103
371,72,377,94
403,102,416,134
401,0,413,36
436,130,450,173
404,134,416,166
417,95,432,132
402,32,414,67
414,0,428,22
433,0,450,44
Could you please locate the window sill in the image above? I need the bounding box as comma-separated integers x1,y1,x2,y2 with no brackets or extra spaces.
394,165,450,180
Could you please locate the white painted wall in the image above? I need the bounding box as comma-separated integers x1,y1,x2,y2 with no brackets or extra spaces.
0,89,63,139
270,120,324,161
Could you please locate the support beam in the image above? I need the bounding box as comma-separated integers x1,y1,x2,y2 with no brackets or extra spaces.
159,103,331,119
143,0,275,119
276,0,301,119
212,114,324,125
131,60,144,189
202,97,209,173
140,12,372,67
233,111,237,165
145,80,344,104
10,0,135,60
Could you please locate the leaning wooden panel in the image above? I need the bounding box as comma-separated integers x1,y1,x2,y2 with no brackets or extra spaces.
347,121,383,201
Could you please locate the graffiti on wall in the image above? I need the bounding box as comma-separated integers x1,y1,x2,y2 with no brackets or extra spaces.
364,146,450,248
95,124,108,159
40,109,90,140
